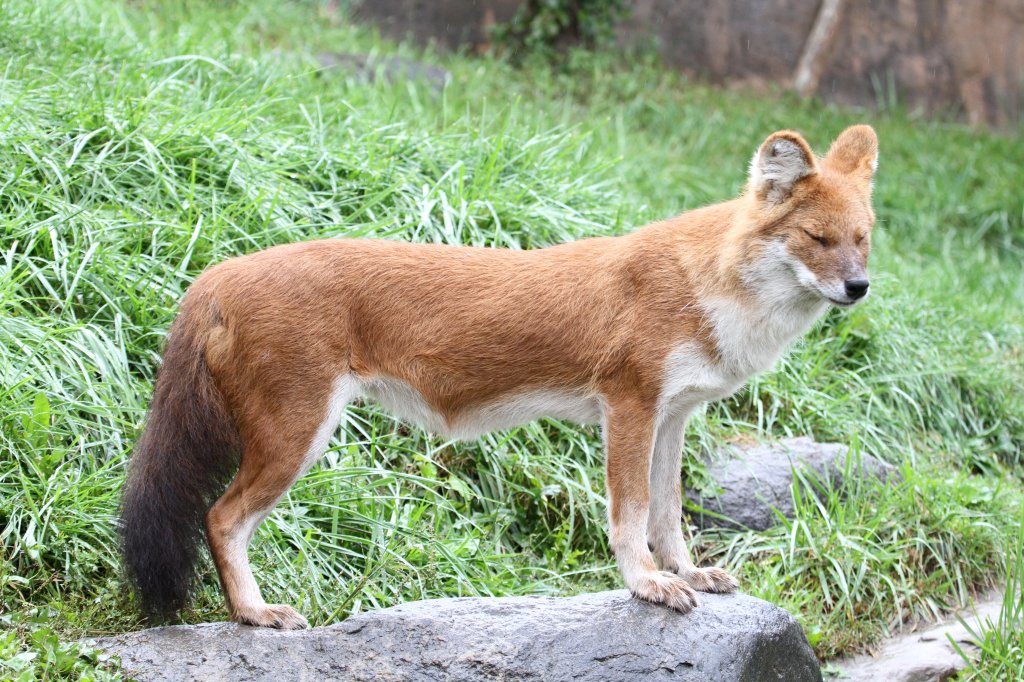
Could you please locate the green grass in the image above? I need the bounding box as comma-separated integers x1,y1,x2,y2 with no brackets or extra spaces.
712,455,1016,657
1,0,1022,679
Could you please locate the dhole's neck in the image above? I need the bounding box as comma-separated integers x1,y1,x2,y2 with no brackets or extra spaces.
668,196,828,376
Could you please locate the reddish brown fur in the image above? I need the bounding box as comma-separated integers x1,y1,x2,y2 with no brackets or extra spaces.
121,125,878,627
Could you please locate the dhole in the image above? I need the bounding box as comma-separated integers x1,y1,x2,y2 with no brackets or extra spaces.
121,125,878,628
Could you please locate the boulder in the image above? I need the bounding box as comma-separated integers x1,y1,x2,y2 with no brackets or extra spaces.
315,53,452,93
94,590,822,682
685,437,897,531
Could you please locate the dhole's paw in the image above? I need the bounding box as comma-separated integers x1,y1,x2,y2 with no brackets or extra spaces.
679,566,739,594
234,604,309,630
629,571,699,613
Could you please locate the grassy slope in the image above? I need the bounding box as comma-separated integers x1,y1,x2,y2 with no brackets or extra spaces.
1,0,1022,678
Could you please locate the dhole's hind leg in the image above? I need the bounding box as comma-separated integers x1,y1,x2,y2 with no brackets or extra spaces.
207,377,353,629
647,407,738,594
206,445,311,629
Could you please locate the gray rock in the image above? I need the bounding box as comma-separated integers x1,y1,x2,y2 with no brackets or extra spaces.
316,53,452,93
350,0,521,52
685,437,897,531
93,590,822,682
834,589,1007,682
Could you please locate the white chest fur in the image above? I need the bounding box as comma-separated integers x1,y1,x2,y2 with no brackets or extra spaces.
704,295,825,376
657,294,826,412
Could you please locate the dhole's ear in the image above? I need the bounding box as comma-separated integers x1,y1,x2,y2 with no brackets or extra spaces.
824,124,878,187
749,130,817,205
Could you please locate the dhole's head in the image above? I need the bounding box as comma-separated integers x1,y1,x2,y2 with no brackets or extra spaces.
744,124,878,307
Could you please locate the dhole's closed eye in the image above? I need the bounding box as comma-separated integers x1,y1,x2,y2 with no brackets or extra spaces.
802,228,829,247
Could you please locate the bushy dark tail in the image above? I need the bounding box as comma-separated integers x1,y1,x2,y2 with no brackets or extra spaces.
120,300,240,620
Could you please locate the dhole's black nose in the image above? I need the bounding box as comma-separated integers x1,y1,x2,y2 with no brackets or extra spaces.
844,278,870,299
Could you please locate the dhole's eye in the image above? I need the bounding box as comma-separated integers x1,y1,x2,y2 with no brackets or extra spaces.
803,228,829,247
856,233,868,245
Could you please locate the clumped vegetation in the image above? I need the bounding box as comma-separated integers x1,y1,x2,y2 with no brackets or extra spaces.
1,0,1022,678
490,0,629,57
956,523,1024,680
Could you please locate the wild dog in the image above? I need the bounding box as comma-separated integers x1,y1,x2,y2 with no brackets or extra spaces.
120,125,878,629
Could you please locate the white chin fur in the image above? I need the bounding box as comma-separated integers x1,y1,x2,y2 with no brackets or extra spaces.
827,291,868,307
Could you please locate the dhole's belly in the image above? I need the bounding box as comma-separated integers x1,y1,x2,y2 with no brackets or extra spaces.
361,376,603,440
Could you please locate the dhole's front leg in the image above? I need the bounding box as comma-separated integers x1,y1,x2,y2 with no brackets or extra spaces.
604,396,698,612
647,407,738,593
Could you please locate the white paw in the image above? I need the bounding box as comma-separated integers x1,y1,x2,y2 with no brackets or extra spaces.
678,566,740,594
234,603,309,630
629,570,699,613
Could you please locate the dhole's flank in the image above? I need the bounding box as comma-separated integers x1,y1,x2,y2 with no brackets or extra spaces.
120,125,878,628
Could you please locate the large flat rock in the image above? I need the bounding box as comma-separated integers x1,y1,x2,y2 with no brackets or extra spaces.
94,591,822,681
